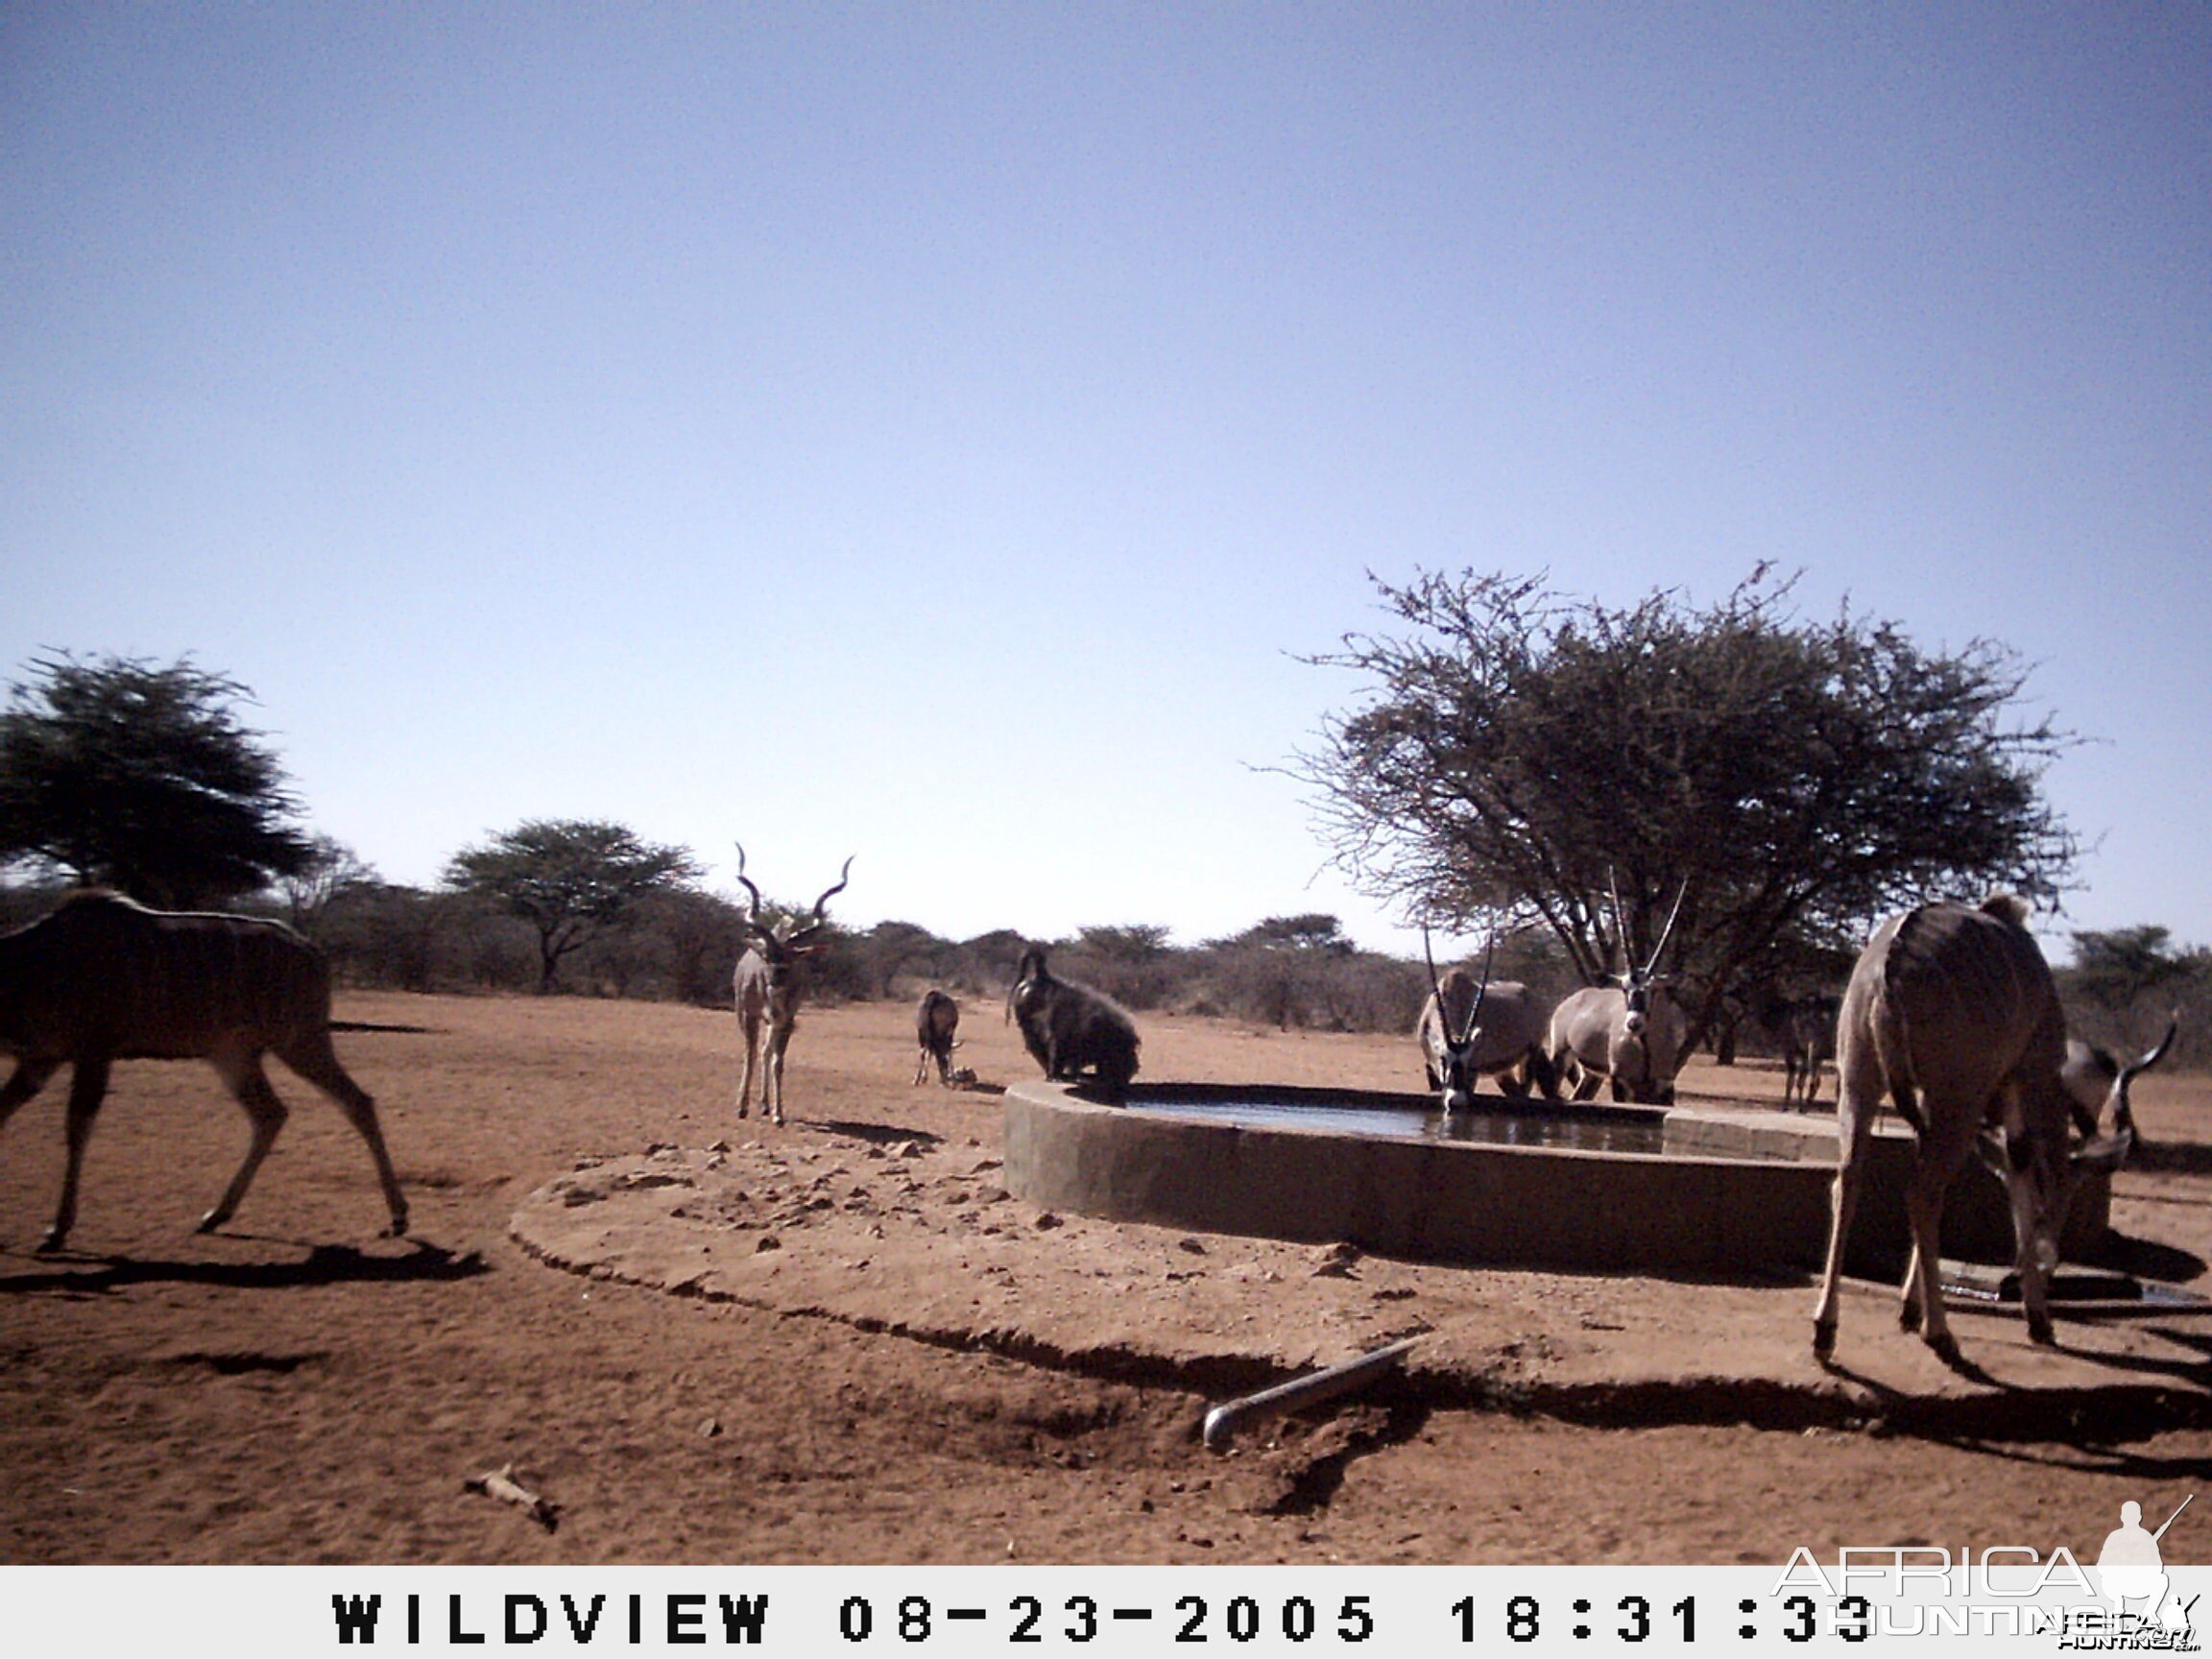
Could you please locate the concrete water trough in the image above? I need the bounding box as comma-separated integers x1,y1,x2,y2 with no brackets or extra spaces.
1002,1079,2113,1278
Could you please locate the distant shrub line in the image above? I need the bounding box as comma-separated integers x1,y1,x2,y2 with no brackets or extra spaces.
0,880,2201,1068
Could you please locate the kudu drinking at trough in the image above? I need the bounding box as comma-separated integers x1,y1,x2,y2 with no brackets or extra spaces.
732,844,852,1126
1547,878,1689,1106
912,988,973,1087
1416,931,1559,1111
1005,948,1140,1102
0,889,408,1252
1810,894,2168,1363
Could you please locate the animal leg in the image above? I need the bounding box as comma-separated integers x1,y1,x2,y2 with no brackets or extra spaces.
1994,1094,2060,1346
39,1057,110,1253
764,1025,792,1126
277,1030,409,1237
0,1057,60,1135
199,1050,289,1235
912,1047,928,1088
735,1012,762,1119
1812,1047,1884,1358
1900,1156,1958,1359
1525,1047,1563,1104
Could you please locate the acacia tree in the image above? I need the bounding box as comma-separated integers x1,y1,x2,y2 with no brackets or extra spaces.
278,833,380,936
1295,568,2080,1046
0,653,316,907
445,818,702,992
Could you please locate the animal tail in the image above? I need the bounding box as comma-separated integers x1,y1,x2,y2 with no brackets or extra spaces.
1870,960,1926,1138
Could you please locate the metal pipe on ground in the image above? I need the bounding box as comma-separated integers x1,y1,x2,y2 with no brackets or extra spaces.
1201,1336,1422,1452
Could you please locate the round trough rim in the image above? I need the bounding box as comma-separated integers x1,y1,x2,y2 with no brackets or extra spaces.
1000,1076,1839,1274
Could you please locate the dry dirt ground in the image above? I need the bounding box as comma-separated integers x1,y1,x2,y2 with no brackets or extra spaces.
4,991,2212,1566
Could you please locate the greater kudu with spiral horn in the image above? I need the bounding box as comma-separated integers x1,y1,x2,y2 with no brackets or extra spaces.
1546,876,1689,1105
732,844,852,1125
1417,930,1560,1112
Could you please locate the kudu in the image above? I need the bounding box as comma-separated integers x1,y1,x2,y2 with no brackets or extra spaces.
912,988,972,1087
0,890,408,1251
1773,992,1840,1108
1810,894,2162,1363
1547,878,1688,1106
1416,931,1559,1111
732,844,852,1126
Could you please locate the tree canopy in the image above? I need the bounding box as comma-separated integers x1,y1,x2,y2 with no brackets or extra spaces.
0,653,316,907
1209,914,1356,955
1295,568,2080,1044
2066,926,2207,1012
445,818,702,991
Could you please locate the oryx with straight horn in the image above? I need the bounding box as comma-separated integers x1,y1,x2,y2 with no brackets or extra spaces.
1547,876,1689,1106
1416,929,1560,1111
1810,894,2164,1363
732,843,852,1126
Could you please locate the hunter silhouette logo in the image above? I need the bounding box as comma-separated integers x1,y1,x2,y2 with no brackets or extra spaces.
2096,1495,2196,1635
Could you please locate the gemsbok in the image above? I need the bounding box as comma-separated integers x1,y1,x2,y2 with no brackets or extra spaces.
0,889,408,1252
1416,931,1559,1111
1810,894,2156,1363
1547,878,1689,1105
732,844,852,1125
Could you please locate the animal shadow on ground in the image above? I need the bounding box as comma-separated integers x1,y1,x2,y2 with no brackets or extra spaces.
2072,1325,2212,1392
2086,1231,2208,1285
2132,1142,2212,1178
0,1237,488,1297
809,1119,947,1150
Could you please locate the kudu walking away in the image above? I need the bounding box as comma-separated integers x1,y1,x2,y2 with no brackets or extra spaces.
0,890,408,1251
1810,894,2169,1363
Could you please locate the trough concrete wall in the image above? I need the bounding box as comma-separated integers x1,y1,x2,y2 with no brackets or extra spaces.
1004,1082,1835,1276
1003,1083,2113,1279
1664,1105,2112,1269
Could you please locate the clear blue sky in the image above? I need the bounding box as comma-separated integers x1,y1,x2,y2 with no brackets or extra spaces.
4,6,2206,959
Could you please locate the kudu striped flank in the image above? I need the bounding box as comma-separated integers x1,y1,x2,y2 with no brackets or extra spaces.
0,890,407,1251
1810,894,2163,1363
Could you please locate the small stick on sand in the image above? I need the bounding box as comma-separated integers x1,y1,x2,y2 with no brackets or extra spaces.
464,1463,559,1530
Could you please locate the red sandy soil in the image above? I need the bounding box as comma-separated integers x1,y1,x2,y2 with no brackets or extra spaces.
3,991,2209,1565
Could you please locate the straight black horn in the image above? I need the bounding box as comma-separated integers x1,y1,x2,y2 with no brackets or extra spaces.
1644,879,1689,978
